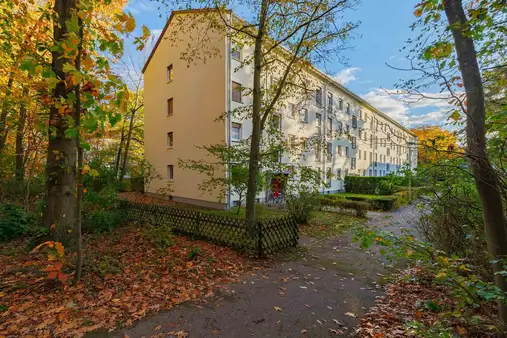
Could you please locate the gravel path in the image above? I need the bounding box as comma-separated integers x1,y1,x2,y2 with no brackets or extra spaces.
88,205,417,338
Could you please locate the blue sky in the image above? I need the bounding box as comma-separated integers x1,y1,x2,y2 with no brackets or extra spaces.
126,0,453,127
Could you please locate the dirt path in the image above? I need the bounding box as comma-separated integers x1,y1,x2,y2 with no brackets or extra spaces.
89,205,417,338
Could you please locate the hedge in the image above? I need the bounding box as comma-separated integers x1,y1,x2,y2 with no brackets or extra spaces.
344,176,396,195
318,195,369,217
343,195,397,211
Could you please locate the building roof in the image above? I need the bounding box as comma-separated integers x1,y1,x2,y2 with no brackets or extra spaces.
142,8,416,138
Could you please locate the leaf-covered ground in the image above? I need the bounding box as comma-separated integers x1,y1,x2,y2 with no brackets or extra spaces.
0,226,260,337
353,267,498,337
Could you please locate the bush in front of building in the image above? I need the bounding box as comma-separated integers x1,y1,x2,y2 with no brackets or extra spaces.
318,195,368,217
285,189,321,224
344,176,399,195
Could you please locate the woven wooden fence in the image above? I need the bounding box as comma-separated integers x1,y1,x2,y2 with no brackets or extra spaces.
118,200,299,257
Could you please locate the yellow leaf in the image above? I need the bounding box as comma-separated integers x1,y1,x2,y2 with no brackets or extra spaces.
274,306,282,312
125,15,136,33
55,242,65,257
82,164,90,175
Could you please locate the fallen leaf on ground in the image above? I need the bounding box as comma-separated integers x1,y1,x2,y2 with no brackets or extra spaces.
274,306,282,312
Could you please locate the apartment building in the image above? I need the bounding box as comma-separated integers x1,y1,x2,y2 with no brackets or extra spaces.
143,9,418,209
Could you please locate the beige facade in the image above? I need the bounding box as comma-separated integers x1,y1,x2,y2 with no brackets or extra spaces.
143,10,418,209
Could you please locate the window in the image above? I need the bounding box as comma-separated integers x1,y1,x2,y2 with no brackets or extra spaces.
272,114,282,130
345,146,349,157
315,87,323,106
351,157,356,169
387,163,390,171
352,137,357,149
374,170,377,176
327,93,333,113
167,64,173,82
358,151,361,160
370,134,373,147
339,98,343,110
387,147,390,156
352,116,357,128
375,136,378,149
364,150,366,159
338,121,343,134
167,165,174,180
375,153,378,162
167,98,174,116
315,143,321,161
346,124,350,134
327,142,332,161
337,145,343,156
369,169,372,176
231,44,241,60
231,123,242,141
345,169,349,177
359,129,362,139
327,117,333,137
167,132,173,147
365,113,368,121
369,152,372,162
359,111,362,120
300,108,309,123
364,132,368,141
337,169,342,179
232,82,242,103
316,113,322,135
346,102,350,114
289,103,296,119
326,167,332,185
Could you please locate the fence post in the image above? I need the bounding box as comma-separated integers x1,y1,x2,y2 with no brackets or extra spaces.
257,220,263,259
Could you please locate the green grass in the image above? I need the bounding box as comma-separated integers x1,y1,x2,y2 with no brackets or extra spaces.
301,211,364,238
201,204,287,219
331,192,396,200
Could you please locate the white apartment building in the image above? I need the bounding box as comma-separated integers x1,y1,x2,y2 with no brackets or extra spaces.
143,9,418,209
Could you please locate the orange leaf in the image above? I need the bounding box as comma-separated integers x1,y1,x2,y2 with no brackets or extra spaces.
47,271,58,279
54,242,65,257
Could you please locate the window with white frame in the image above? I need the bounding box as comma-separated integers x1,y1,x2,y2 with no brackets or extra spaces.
338,121,343,134
316,113,322,135
346,102,350,114
326,167,332,185
232,82,242,103
327,142,332,161
300,108,309,123
315,143,321,161
339,98,343,110
231,43,241,60
315,87,323,106
345,146,349,157
327,92,333,113
288,103,296,119
231,123,242,141
352,116,357,128
352,136,357,149
327,117,332,137
351,157,356,169
346,124,350,134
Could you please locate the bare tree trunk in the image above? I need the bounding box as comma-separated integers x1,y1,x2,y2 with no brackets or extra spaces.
115,125,125,178
245,0,269,226
119,107,139,183
445,0,507,330
15,86,29,181
43,0,78,243
0,75,14,154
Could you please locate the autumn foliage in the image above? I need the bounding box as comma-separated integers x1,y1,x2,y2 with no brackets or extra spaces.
411,126,460,165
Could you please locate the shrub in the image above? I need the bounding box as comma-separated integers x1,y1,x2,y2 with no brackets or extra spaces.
285,190,321,224
0,203,30,241
318,195,368,217
141,224,174,250
83,209,124,233
344,176,383,194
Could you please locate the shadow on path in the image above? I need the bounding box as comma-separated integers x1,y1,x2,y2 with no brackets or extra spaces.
89,205,417,338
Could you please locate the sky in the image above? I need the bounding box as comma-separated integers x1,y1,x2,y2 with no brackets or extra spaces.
125,0,454,128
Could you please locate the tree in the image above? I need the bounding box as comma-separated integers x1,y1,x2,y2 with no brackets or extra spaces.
409,0,507,330
158,2,359,226
410,125,460,165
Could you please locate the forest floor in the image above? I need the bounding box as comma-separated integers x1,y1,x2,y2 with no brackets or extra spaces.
86,206,417,338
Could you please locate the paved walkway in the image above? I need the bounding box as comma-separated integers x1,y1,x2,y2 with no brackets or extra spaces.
91,205,417,338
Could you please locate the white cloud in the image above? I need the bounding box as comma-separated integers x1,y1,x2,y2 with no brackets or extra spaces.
332,67,361,85
360,88,460,127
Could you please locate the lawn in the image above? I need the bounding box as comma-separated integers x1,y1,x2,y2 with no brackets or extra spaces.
301,211,364,238
332,192,397,200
